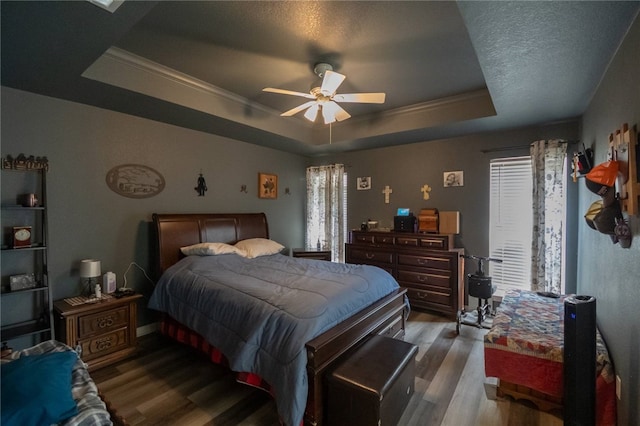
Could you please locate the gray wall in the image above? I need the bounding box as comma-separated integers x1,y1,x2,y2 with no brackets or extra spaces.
1,87,308,326
2,14,638,421
578,15,640,426
324,122,580,288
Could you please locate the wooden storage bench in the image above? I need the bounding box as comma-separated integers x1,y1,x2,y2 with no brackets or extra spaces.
327,335,418,426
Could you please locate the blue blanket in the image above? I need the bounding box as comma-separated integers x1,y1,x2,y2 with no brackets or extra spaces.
148,253,399,426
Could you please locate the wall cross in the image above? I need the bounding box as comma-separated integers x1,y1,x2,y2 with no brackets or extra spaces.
421,184,432,200
382,185,393,204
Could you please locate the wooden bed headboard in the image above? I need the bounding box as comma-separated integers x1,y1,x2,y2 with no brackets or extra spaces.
152,213,269,275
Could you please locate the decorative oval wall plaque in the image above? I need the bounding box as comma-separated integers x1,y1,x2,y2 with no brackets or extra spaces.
105,164,165,199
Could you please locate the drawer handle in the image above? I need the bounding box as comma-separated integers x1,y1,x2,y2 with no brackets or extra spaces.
366,253,375,259
97,316,114,328
95,336,114,351
417,275,429,283
417,259,428,265
416,292,427,299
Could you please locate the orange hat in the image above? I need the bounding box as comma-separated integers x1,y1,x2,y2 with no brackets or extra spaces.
585,161,619,196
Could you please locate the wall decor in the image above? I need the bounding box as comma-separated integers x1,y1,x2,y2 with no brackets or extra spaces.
240,184,248,193
258,172,277,199
1,153,49,171
194,173,207,196
357,176,371,190
444,170,464,187
382,185,393,204
421,184,432,200
105,164,165,199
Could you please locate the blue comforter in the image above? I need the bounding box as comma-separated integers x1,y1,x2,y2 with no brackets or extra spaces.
148,253,399,426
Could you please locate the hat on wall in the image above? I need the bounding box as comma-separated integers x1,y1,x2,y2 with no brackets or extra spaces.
584,200,603,230
592,202,623,235
585,161,619,196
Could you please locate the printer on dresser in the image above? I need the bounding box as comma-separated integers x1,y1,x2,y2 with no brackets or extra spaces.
345,230,464,318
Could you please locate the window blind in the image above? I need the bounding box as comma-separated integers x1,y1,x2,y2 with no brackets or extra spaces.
489,156,532,290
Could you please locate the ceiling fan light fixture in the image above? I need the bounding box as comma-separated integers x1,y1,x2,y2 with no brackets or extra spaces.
263,61,384,125
321,104,337,124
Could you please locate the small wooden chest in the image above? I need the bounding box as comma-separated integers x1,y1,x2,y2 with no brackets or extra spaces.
418,208,439,233
327,335,418,426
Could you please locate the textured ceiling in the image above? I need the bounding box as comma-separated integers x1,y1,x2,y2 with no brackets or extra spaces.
2,1,639,156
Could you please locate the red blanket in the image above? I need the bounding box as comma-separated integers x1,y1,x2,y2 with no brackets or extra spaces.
484,290,616,425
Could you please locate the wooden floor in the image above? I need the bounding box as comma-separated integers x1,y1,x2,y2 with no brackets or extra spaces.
92,310,563,426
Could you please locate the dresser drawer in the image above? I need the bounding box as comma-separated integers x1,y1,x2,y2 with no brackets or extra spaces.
354,234,376,244
78,305,129,339
419,236,450,250
406,288,452,308
396,236,419,247
397,253,451,270
78,328,130,361
374,235,395,245
397,270,451,288
347,247,394,265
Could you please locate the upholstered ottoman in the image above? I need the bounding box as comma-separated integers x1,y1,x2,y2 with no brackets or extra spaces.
327,335,418,426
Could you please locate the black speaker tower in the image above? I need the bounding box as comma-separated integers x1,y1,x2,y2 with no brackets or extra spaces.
564,295,597,426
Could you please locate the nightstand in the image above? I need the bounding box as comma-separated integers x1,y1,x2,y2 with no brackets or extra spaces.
292,248,332,261
53,293,142,371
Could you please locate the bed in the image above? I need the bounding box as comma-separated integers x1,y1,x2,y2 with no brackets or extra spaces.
484,289,616,425
0,340,124,426
148,213,408,426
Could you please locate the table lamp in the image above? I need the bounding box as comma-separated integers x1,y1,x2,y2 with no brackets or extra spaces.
80,259,101,297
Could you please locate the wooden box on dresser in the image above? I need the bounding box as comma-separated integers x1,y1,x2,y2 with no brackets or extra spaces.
54,293,142,371
346,230,464,318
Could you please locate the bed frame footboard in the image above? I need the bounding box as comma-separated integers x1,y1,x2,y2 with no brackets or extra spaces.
304,288,408,426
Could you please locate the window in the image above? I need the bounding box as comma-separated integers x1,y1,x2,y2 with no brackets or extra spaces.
306,165,347,262
489,156,532,291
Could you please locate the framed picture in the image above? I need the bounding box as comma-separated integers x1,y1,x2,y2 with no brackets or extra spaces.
357,176,371,190
258,172,278,198
444,171,464,187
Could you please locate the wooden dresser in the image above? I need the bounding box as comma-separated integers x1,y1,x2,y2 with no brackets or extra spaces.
345,230,463,318
54,293,142,371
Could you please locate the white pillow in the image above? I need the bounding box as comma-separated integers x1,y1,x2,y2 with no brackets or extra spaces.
180,242,244,256
234,238,285,259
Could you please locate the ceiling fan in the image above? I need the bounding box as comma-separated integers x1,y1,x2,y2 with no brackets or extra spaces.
263,63,386,124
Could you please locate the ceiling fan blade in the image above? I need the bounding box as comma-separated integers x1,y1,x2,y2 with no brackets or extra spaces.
263,87,315,99
333,92,386,103
281,101,317,117
304,104,320,122
323,101,351,123
320,70,346,96
333,103,351,122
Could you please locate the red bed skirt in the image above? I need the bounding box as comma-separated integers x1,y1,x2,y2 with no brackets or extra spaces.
485,347,563,397
159,315,274,396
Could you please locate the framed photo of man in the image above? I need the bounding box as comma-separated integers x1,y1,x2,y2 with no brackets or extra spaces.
444,171,464,187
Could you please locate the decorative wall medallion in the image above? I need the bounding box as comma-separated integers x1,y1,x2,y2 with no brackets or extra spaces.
106,164,165,198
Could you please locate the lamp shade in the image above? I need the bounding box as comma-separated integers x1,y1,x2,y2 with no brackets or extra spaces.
79,259,101,278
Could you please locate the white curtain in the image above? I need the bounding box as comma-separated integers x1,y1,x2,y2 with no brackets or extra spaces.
530,140,567,293
306,164,345,262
